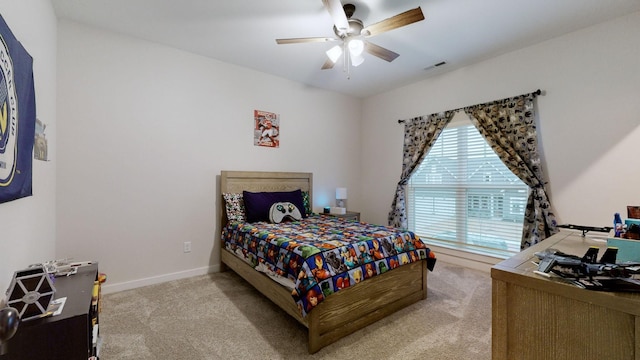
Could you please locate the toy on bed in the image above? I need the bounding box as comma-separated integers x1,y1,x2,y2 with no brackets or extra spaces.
269,202,303,223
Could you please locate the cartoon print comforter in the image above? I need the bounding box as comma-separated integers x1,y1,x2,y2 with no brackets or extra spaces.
221,214,436,317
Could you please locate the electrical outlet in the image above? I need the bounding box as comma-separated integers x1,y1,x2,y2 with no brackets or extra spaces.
183,241,192,253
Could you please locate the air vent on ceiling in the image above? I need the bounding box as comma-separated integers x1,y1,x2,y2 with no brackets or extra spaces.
424,61,446,71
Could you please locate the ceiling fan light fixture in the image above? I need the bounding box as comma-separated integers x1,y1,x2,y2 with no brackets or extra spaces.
350,53,365,67
347,38,365,57
277,3,426,77
326,45,343,63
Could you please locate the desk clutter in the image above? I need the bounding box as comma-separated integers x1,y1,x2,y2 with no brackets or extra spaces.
41,258,95,277
609,206,640,263
537,212,640,292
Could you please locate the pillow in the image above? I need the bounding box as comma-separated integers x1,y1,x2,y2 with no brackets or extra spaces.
302,191,312,215
269,202,303,223
243,189,306,223
222,193,245,222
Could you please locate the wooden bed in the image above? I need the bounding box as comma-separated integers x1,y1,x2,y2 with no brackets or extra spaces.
219,170,429,353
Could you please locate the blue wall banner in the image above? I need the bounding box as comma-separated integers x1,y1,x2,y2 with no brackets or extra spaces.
0,14,36,204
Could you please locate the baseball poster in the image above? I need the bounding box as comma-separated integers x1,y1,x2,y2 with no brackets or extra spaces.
254,110,280,148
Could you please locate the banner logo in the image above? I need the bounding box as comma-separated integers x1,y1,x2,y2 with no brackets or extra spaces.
0,35,18,186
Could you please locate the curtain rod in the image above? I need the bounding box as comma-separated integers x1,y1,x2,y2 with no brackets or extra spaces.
397,89,543,124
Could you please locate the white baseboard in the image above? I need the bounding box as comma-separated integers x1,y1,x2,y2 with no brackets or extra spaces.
427,244,503,273
101,264,220,294
102,245,501,294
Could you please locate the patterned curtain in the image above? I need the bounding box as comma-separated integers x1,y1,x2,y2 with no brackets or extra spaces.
388,111,456,229
463,93,558,249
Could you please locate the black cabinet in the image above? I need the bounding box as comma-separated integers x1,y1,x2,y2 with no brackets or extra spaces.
4,263,100,360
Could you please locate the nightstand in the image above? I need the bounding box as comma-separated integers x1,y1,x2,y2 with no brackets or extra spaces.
324,211,360,222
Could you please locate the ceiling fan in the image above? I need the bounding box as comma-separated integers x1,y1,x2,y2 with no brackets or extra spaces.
276,0,425,71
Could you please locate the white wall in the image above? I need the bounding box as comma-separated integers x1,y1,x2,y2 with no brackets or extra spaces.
362,12,640,229
56,21,362,292
37,8,640,294
0,1,57,295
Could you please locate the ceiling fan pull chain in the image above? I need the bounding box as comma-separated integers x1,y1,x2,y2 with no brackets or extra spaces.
343,42,347,72
345,43,351,79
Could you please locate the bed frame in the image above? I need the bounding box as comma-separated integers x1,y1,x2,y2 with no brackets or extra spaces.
219,170,429,353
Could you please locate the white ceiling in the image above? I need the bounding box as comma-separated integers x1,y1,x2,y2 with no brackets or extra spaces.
52,0,640,98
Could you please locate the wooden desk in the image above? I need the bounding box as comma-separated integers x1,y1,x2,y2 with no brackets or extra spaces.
492,231,640,360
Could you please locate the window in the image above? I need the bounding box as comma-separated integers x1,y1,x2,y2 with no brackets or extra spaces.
407,114,528,258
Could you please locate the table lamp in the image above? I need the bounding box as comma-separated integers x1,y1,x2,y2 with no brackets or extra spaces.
336,187,347,210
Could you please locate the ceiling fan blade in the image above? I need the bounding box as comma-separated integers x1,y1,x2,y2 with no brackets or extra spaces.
322,0,349,34
321,58,336,70
365,42,399,62
276,37,337,44
362,7,425,37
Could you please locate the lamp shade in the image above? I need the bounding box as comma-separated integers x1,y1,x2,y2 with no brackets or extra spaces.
326,45,343,64
336,187,347,200
350,53,364,67
348,39,364,56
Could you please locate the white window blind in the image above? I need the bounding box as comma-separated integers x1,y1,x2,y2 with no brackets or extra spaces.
407,117,528,258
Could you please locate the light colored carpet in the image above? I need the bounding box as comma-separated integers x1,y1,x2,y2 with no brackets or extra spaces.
99,261,491,359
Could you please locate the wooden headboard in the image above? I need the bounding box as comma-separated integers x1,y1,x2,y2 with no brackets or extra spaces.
220,170,313,223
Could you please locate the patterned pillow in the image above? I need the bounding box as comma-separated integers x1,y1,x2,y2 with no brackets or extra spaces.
302,191,312,215
222,193,245,222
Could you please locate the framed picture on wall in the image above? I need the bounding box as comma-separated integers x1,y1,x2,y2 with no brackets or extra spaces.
34,118,48,161
254,110,280,148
